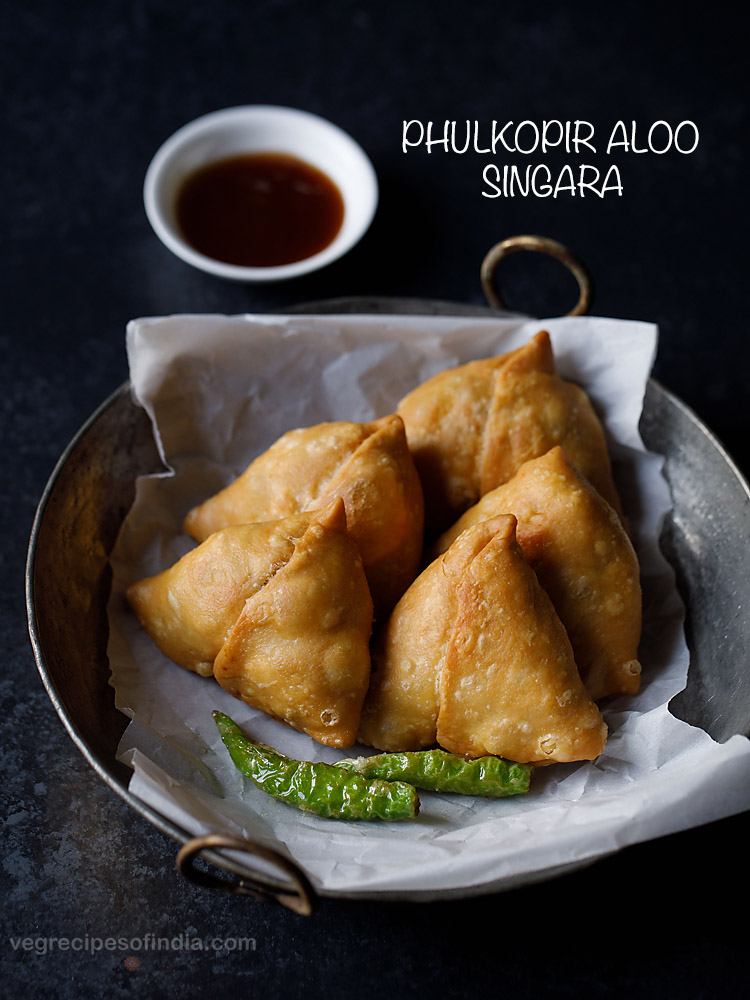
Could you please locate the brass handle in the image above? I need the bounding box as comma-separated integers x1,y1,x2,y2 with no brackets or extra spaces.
480,235,593,316
176,833,316,916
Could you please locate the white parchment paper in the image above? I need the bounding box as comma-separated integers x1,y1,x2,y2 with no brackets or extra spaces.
106,313,750,897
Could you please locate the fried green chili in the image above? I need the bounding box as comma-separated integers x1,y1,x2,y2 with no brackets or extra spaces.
213,712,419,821
335,749,532,797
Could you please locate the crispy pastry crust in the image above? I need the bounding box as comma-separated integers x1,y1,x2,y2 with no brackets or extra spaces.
397,330,623,534
359,514,607,764
434,446,642,700
127,499,374,748
126,512,313,676
183,414,424,619
213,499,374,748
436,516,607,763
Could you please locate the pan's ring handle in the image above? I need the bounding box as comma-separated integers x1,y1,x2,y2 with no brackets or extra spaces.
176,834,316,916
480,235,593,316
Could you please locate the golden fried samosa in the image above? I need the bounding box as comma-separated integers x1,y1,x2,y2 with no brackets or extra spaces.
358,518,488,752
127,499,374,748
183,414,424,619
358,514,607,764
213,499,374,747
434,447,641,701
397,329,623,533
127,512,313,677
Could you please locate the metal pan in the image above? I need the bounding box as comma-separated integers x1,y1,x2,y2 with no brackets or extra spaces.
26,291,750,912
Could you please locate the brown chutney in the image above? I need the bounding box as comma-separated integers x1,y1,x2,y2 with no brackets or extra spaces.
175,152,345,267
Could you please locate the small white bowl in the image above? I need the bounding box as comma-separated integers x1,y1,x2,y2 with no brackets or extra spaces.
144,105,379,282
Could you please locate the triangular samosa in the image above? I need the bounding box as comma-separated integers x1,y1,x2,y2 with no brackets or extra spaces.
359,514,606,764
127,499,374,747
434,446,642,700
183,414,423,618
397,330,622,533
213,498,374,747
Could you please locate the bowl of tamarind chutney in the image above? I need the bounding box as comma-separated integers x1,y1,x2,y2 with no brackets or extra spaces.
144,106,378,282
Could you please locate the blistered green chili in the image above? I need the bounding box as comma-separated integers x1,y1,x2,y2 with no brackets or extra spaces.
335,749,532,797
213,712,419,821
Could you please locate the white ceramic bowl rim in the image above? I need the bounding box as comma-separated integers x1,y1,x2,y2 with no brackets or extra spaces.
143,105,379,282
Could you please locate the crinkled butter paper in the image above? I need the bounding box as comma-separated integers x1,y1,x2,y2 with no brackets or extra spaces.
107,313,750,898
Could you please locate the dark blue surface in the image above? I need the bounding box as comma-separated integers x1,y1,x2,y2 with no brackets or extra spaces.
3,2,749,996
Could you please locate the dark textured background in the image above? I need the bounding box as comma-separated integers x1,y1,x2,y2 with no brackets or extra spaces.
3,1,749,996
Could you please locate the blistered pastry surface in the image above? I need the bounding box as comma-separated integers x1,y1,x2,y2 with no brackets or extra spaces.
126,513,313,675
183,414,423,619
436,516,607,764
398,330,623,533
435,447,641,700
213,500,373,748
360,514,606,764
